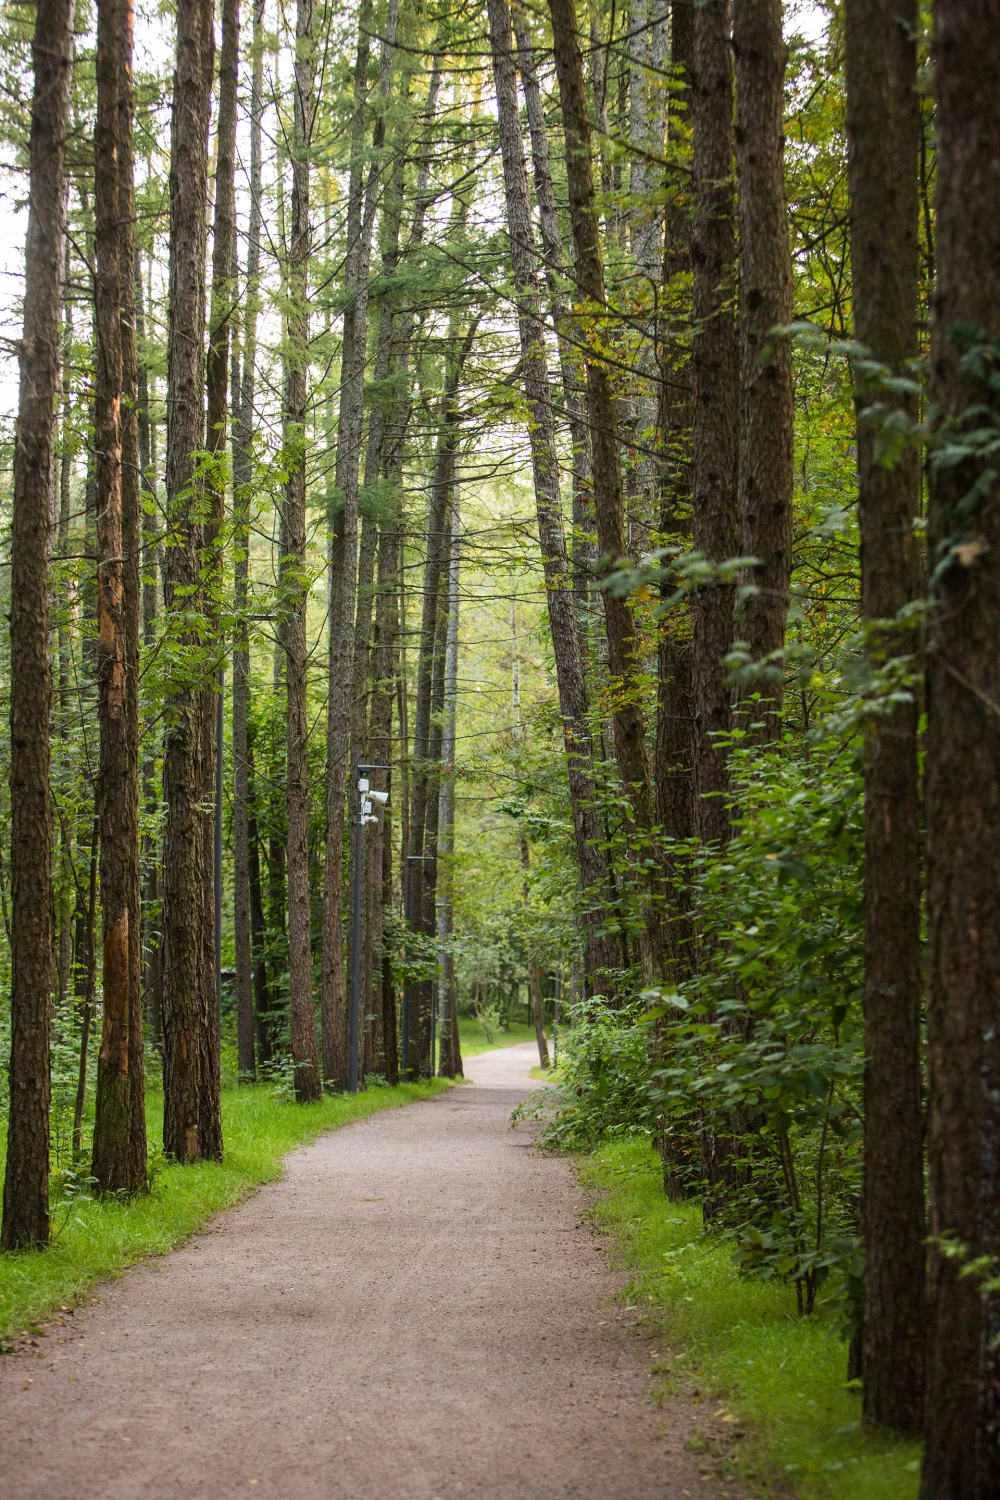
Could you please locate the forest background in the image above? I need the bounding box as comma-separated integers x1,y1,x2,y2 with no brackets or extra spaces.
1,0,999,1496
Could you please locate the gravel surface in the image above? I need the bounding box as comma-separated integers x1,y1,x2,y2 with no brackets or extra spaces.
0,1042,743,1499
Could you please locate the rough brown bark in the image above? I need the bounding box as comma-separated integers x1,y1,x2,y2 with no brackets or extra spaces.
91,0,134,1194
435,508,462,1080
519,838,551,1070
319,0,373,1090
690,0,738,847
733,0,794,736
921,2,1000,1493
489,0,622,993
202,0,239,1095
1,0,73,1251
232,0,264,1079
117,0,146,1195
511,1,594,632
547,0,667,983
161,0,221,1164
406,322,477,1077
843,0,925,1437
282,0,321,1103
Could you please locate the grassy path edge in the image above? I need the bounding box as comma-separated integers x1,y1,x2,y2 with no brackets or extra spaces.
0,1079,451,1345
578,1139,921,1500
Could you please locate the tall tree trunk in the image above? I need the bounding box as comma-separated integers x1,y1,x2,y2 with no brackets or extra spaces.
283,0,321,1102
519,838,551,1070
119,0,146,1190
547,0,667,983
232,0,264,1079
1,0,72,1251
202,0,238,1101
406,320,477,1077
843,0,925,1437
489,0,621,993
512,1,594,635
320,0,373,1090
921,2,1000,1493
733,0,794,736
161,0,220,1164
137,253,163,1051
690,0,738,847
91,0,134,1194
435,506,462,1079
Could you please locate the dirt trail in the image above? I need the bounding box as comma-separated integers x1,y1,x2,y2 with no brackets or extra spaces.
0,1043,740,1499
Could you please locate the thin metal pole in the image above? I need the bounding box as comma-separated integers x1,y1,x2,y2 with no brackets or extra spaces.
430,978,436,1078
349,797,364,1094
215,665,225,1040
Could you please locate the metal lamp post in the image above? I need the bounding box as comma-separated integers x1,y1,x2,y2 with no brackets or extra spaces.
349,764,390,1094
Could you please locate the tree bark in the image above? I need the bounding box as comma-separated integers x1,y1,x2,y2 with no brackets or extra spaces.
1,0,73,1251
547,0,667,983
320,0,372,1090
733,0,793,737
406,320,477,1077
161,0,220,1163
489,0,621,993
91,0,134,1194
921,2,1000,1493
282,0,321,1103
232,0,264,1079
512,1,594,634
690,0,738,847
844,0,925,1437
435,506,463,1079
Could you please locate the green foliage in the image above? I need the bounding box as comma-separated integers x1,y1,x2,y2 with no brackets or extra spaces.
519,1001,657,1150
583,1141,921,1500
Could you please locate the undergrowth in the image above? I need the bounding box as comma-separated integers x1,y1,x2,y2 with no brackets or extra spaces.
581,1139,921,1500
0,1078,448,1342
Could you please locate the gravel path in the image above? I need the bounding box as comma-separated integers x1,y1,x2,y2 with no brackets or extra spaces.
0,1043,739,1499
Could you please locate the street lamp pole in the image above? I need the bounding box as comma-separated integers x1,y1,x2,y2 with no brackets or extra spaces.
349,764,390,1094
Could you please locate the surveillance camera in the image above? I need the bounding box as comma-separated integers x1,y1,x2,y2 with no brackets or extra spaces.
369,789,389,805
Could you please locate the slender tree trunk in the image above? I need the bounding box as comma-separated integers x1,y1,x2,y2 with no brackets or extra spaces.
690,0,738,847
320,0,399,1088
489,0,621,993
72,824,99,1159
319,0,373,1090
435,507,462,1079
733,0,794,736
118,0,146,1189
137,255,163,1051
283,0,321,1102
406,321,477,1077
200,0,238,1107
91,0,134,1193
519,838,551,1070
1,0,72,1251
232,0,264,1079
921,2,1000,1493
512,1,594,632
161,0,220,1164
844,0,925,1437
547,0,667,983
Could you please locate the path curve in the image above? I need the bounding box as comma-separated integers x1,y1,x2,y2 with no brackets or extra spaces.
0,1043,733,1499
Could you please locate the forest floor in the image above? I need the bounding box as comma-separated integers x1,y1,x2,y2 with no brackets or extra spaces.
0,1042,743,1500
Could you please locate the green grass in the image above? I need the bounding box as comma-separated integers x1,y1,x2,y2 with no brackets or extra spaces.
0,1078,448,1343
581,1140,921,1500
456,1017,539,1056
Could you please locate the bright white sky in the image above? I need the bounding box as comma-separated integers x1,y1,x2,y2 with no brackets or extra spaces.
0,0,831,425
